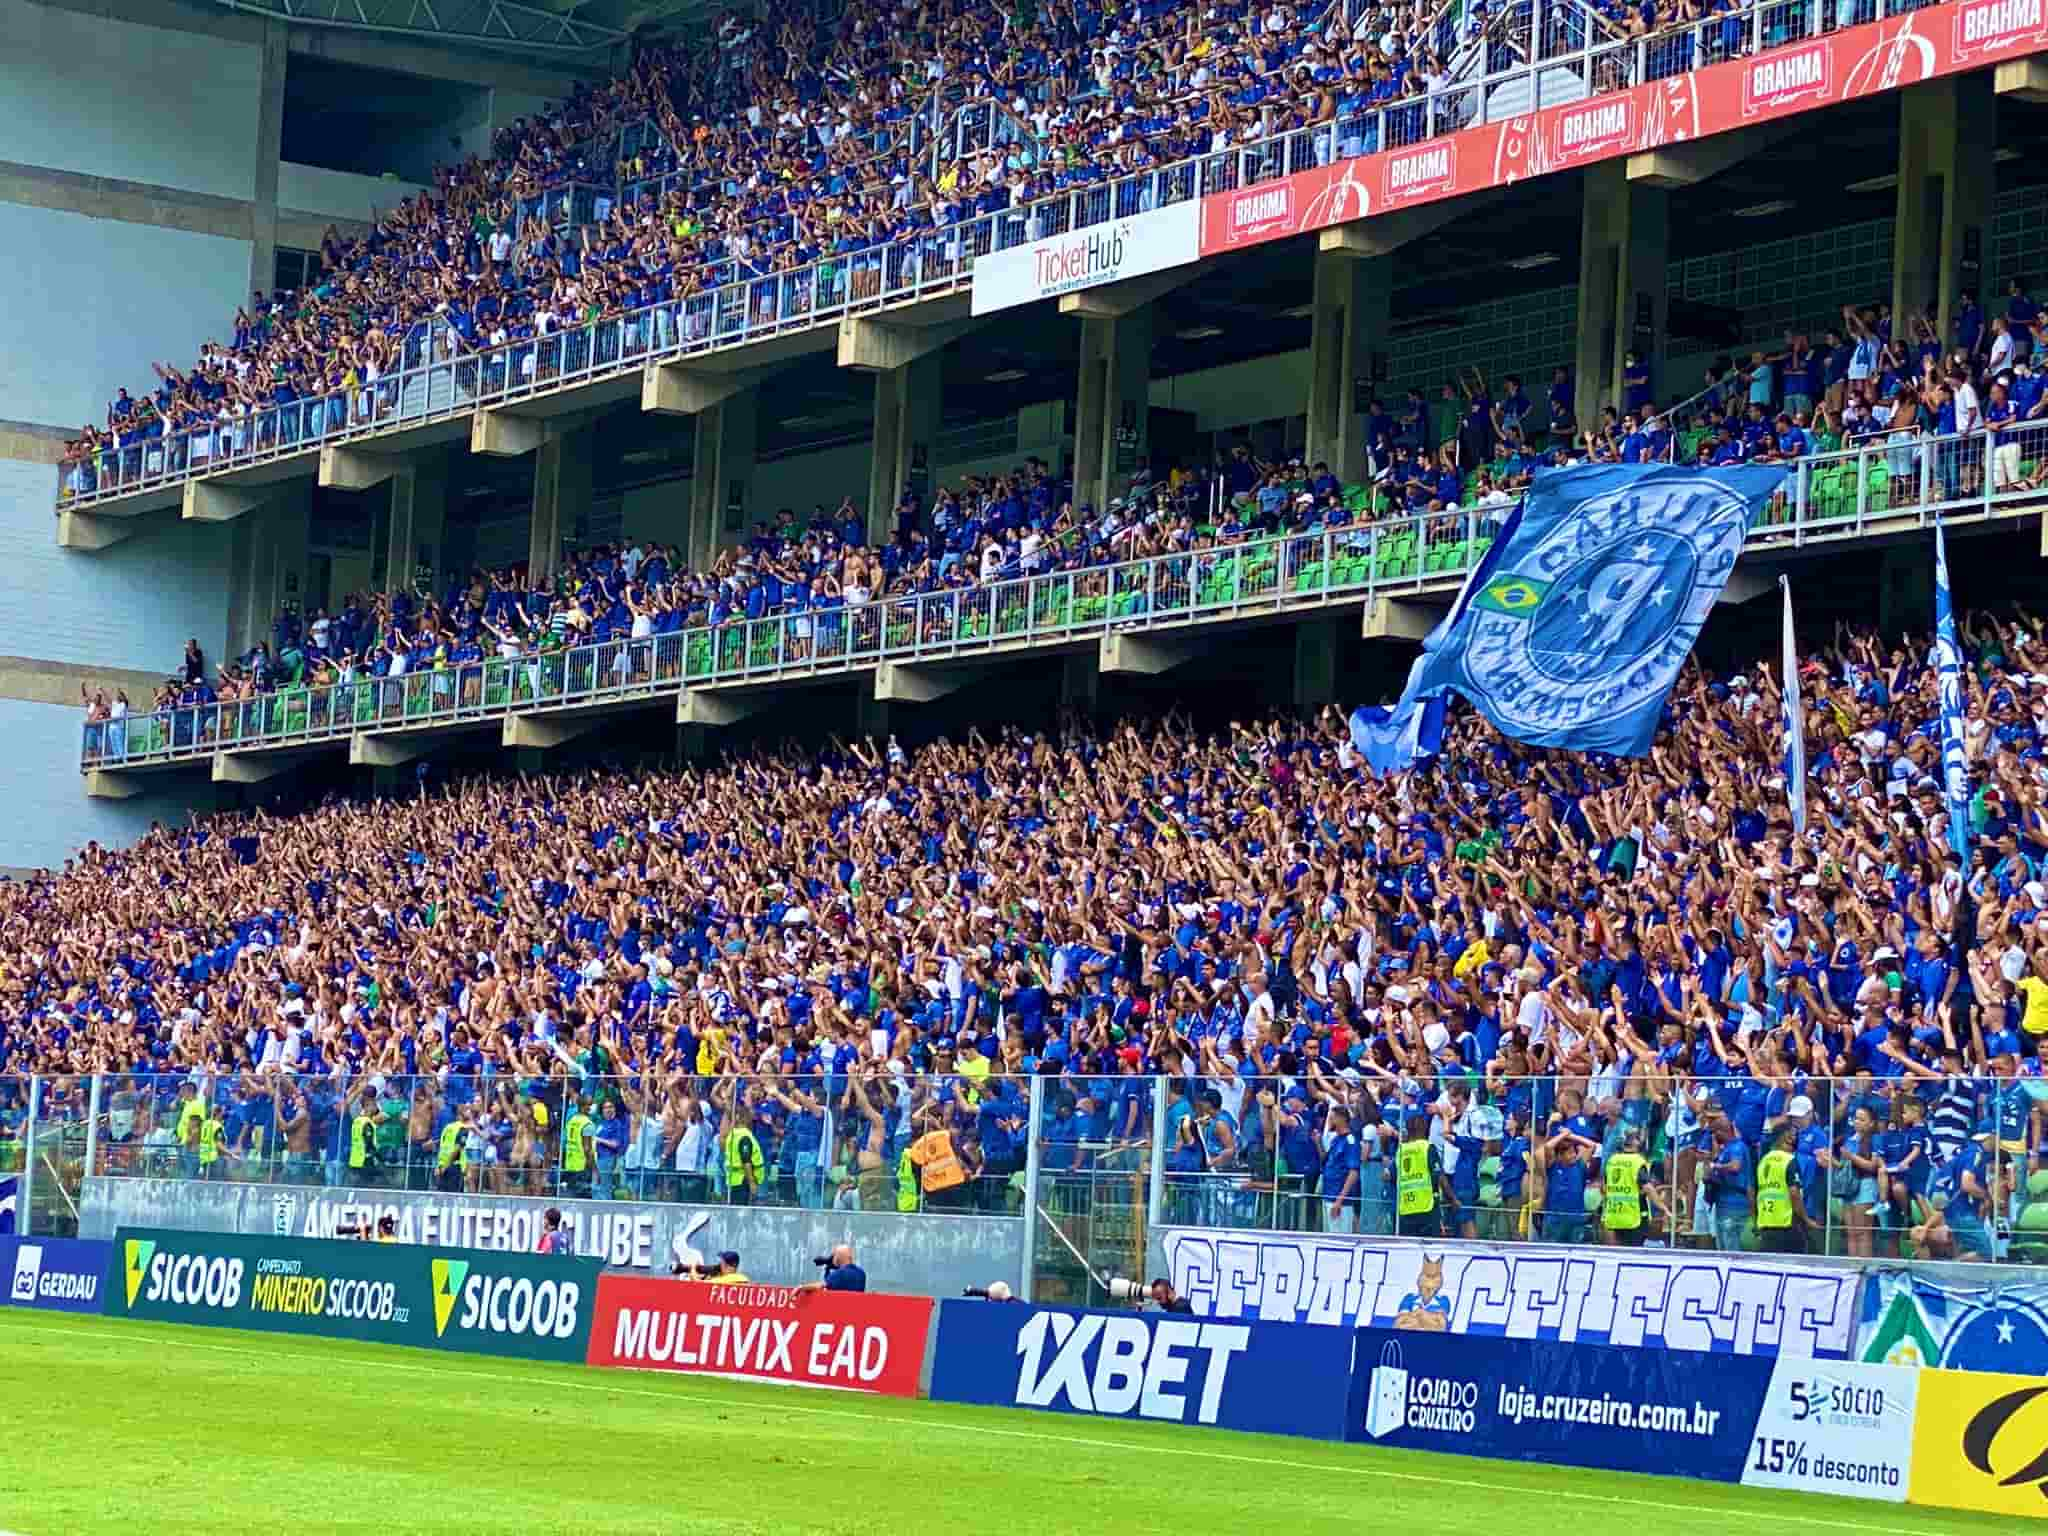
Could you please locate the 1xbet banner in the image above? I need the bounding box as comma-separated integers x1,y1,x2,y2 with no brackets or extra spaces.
104,1226,599,1364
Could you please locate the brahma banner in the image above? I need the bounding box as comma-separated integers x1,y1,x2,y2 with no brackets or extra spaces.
971,200,1200,316
1199,6,2022,256
586,1276,932,1397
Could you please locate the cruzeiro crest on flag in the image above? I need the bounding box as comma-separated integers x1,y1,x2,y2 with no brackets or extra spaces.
1456,476,1750,740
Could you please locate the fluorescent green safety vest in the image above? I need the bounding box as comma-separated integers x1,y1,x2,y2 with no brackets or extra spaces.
896,1147,919,1212
1757,1149,1795,1230
348,1115,373,1169
564,1112,594,1173
437,1120,463,1172
1604,1152,1646,1231
1397,1140,1434,1216
724,1126,762,1189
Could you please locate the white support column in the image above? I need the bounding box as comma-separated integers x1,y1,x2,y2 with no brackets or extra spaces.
867,353,943,544
1575,161,1669,427
689,390,758,570
530,424,593,584
1072,306,1153,516
1893,74,1995,342
1305,251,1391,487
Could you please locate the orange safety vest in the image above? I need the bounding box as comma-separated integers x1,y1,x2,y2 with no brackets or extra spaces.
909,1129,965,1192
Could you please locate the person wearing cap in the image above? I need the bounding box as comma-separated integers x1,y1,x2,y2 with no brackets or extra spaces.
680,1250,750,1285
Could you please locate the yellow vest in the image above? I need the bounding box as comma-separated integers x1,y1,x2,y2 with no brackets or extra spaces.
177,1097,204,1147
1397,1140,1434,1215
1757,1148,1796,1229
563,1112,594,1173
197,1115,223,1165
1603,1152,1646,1230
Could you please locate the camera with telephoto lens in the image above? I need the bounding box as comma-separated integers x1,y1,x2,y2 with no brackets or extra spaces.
962,1282,1014,1300
811,1255,833,1267
1105,1276,1145,1301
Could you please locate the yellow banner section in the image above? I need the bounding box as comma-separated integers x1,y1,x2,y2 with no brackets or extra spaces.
1909,1367,2048,1519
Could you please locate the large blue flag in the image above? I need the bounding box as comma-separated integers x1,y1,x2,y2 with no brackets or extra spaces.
1934,518,1971,860
1403,463,1783,757
1346,497,1529,775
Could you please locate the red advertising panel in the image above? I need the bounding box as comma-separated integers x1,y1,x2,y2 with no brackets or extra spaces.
586,1276,933,1398
1199,9,2038,258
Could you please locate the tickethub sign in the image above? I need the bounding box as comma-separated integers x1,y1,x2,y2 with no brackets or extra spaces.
106,1228,598,1363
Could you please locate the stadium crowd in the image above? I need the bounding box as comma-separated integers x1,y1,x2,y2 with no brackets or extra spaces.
56,0,1955,492
21,599,2048,1263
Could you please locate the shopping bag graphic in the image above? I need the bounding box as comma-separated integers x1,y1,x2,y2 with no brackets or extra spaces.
1365,1341,1408,1440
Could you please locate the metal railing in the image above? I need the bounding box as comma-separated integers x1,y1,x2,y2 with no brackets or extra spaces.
8,1070,2041,1270
78,414,2048,771
56,0,1949,510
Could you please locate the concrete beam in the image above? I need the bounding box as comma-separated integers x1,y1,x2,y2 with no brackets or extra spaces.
317,445,401,492
873,661,984,704
349,732,427,768
836,314,981,372
1319,194,1496,259
676,689,766,727
83,769,145,800
1626,121,1799,188
1720,569,1773,605
212,750,301,784
1996,56,2048,103
1363,597,1445,640
56,510,140,550
641,361,776,416
1099,632,1204,676
183,479,278,523
502,713,599,750
470,408,550,458
1058,267,1194,319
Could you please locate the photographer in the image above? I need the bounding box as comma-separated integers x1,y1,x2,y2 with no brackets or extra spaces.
800,1242,867,1293
1147,1278,1193,1313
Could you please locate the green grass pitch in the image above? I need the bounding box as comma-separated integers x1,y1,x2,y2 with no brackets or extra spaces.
0,1308,2010,1535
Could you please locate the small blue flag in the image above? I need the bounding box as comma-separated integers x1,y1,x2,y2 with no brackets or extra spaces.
1934,518,1971,862
1780,574,1807,836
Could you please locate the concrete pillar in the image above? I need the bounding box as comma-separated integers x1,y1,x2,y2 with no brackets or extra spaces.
1574,162,1669,426
1060,649,1100,723
530,424,593,584
1893,75,1996,344
249,20,286,297
1293,616,1340,716
225,482,312,661
689,390,758,570
1073,306,1153,515
867,353,943,545
854,690,890,746
1878,545,1934,638
386,448,450,596
1306,251,1391,486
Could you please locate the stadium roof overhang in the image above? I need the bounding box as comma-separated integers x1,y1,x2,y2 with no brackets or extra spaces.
207,0,718,57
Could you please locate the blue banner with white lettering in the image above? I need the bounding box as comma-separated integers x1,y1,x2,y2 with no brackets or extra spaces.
1405,464,1782,756
1345,1326,1766,1481
1,1235,110,1314
928,1299,1352,1441
0,1175,17,1234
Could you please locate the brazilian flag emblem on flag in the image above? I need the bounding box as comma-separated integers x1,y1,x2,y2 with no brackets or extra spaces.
1473,573,1550,617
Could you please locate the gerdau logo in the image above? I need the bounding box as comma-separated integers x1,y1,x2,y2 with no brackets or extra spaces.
431,1258,469,1337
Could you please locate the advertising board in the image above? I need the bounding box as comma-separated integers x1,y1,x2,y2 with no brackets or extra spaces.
927,1299,1353,1439
970,201,1200,317
586,1275,932,1397
1908,1365,2048,1519
1,1235,109,1315
102,1226,600,1363
1197,9,2021,259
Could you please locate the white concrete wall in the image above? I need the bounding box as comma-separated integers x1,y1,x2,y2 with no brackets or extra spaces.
0,459,233,670
278,162,427,225
753,441,871,520
0,202,249,430
1150,351,1310,433
0,0,263,201
0,697,205,868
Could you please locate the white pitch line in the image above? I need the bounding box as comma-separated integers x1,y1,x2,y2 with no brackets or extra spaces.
0,1314,1986,1536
